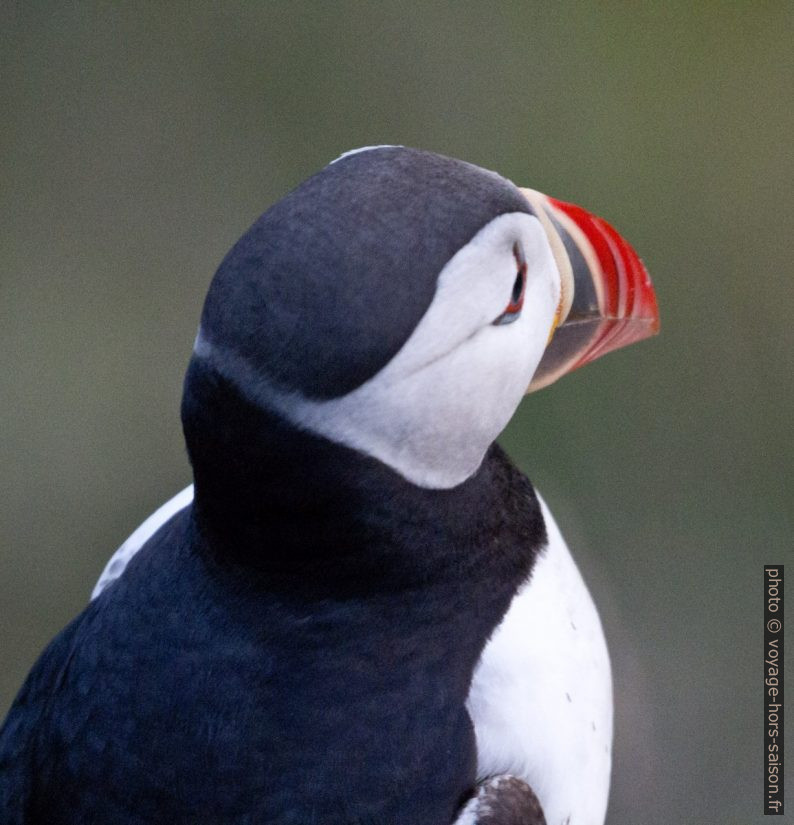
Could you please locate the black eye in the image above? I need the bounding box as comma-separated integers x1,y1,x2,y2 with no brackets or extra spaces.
493,242,527,326
510,268,524,304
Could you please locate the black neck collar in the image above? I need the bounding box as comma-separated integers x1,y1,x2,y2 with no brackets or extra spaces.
181,357,546,599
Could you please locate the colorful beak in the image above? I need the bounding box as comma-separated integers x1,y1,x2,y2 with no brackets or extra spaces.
520,188,660,392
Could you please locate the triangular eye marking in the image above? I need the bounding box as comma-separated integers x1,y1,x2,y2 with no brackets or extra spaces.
493,242,527,326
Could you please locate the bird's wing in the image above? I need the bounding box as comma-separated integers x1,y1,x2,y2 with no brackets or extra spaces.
0,613,85,823
466,494,613,825
91,485,194,599
92,486,611,825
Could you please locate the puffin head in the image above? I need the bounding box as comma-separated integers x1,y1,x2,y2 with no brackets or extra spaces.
186,147,658,490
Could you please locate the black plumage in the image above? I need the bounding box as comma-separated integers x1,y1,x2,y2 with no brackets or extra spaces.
0,148,547,823
2,364,545,823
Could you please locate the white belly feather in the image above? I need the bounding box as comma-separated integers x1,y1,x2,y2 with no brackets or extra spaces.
467,494,612,825
94,486,612,825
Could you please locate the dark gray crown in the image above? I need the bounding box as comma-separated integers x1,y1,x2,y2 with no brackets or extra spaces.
199,147,532,399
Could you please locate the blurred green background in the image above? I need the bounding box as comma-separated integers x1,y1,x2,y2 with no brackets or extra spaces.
2,3,791,823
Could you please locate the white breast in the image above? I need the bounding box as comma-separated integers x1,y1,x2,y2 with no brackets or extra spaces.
466,494,613,825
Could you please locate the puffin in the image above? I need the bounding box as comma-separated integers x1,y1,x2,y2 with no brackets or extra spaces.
0,146,659,825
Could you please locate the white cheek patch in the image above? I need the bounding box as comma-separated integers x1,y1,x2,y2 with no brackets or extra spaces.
194,212,561,490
